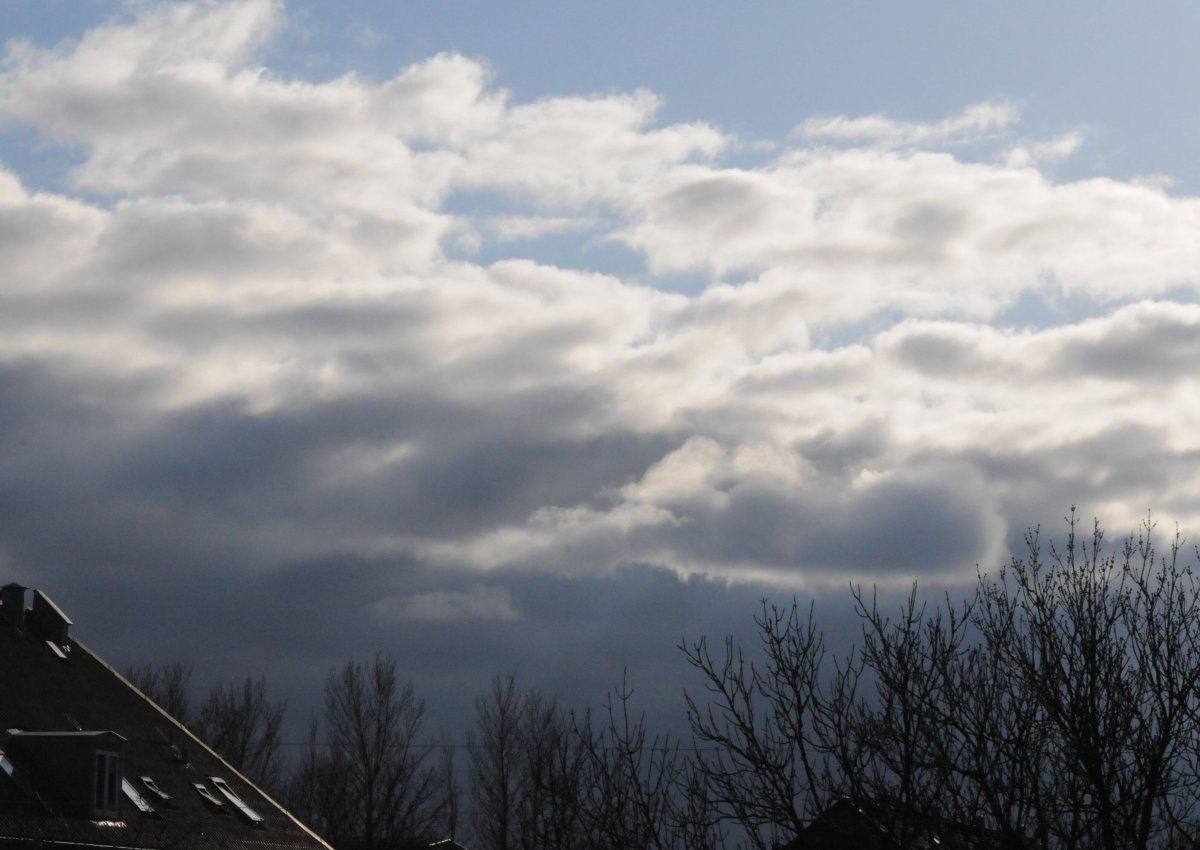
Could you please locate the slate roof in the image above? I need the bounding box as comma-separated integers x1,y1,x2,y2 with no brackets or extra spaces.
0,585,333,850
783,798,1012,850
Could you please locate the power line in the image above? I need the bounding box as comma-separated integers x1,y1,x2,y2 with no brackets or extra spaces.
274,740,722,752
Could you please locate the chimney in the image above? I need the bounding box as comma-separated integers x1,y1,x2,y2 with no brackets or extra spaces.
1,582,27,630
30,590,72,645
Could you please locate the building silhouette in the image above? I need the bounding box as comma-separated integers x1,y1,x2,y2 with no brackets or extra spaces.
0,582,332,850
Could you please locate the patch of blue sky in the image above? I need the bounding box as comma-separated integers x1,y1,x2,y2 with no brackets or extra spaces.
267,6,967,122
0,128,125,212
809,308,910,352
0,1,111,47
0,3,107,198
802,280,1198,351
346,2,1200,194
12,2,1198,194
0,127,87,196
996,288,1124,332
452,226,713,296
996,285,1200,332
440,187,706,293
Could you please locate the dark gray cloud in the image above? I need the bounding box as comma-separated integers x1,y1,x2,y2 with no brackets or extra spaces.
615,464,995,577
796,419,890,477
885,325,992,377
63,554,890,745
3,2,1200,753
1051,303,1200,382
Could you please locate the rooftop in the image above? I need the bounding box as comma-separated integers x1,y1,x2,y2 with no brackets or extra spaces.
0,584,332,850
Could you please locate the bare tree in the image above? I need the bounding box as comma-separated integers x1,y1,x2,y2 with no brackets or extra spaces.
469,673,525,850
682,511,1200,850
287,712,356,847
681,602,851,850
574,674,686,850
974,512,1200,850
467,674,591,850
323,651,441,850
849,586,976,845
435,733,462,844
123,661,194,724
518,688,586,850
193,674,287,792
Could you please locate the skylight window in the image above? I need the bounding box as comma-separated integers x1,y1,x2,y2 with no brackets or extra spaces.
139,775,171,802
192,782,225,809
46,639,67,660
208,776,265,827
121,777,155,815
1,749,46,809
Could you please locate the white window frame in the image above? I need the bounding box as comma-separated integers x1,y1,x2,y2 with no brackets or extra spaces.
93,750,120,817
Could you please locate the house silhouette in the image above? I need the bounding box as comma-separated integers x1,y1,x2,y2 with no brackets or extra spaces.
0,582,333,850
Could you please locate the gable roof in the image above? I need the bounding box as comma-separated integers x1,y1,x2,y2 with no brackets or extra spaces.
0,585,333,850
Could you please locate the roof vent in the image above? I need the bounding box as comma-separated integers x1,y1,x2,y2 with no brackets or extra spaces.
1,583,27,631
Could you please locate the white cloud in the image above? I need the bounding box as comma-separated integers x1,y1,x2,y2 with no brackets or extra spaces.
1,1,1200,594
486,215,600,242
421,436,1008,587
618,147,1200,319
457,89,727,207
1004,132,1084,168
793,100,1019,148
0,167,107,290
0,0,283,141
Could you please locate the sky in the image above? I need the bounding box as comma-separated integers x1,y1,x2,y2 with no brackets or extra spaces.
2,0,1200,742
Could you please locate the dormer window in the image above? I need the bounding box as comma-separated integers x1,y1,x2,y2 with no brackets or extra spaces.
6,730,126,820
93,750,120,817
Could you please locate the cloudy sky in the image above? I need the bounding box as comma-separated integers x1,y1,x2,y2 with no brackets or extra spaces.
3,0,1200,737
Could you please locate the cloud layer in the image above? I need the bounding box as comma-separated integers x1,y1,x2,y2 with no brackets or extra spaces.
1,1,1198,718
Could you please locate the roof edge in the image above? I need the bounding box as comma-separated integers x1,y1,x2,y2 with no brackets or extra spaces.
73,638,335,850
